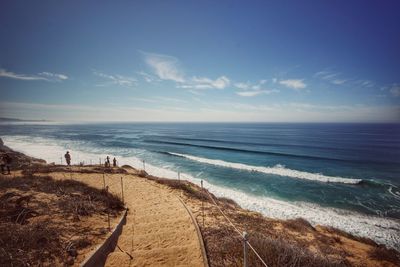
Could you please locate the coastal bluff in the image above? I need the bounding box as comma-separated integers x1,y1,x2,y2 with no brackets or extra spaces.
0,140,399,267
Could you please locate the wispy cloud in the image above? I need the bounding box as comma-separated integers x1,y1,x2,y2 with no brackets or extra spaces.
136,71,160,83
390,84,400,97
0,69,68,82
234,79,278,97
355,79,374,88
234,82,251,90
315,70,347,85
131,96,188,104
279,79,306,90
38,72,68,81
332,79,347,85
234,80,267,91
236,89,279,97
314,70,339,80
142,52,185,83
181,76,230,90
93,70,136,87
143,51,232,90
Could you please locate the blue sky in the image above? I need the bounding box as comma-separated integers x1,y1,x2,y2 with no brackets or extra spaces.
0,0,399,122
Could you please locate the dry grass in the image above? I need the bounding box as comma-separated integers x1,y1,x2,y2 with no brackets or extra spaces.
0,220,63,266
141,175,400,267
248,233,349,267
324,226,377,246
21,164,128,175
147,176,210,201
202,225,349,267
282,218,315,233
0,173,124,266
368,245,400,266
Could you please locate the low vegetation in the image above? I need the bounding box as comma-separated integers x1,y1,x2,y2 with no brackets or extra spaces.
141,173,400,267
0,173,124,266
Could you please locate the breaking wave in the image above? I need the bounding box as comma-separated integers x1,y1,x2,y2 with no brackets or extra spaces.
167,152,363,184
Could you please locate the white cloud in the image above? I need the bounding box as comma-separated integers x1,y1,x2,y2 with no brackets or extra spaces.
143,52,185,83
188,89,203,95
279,79,306,90
356,80,374,88
314,70,339,79
332,79,346,85
236,89,279,97
234,82,250,90
142,52,232,90
390,84,400,97
315,70,348,85
177,76,230,90
39,72,68,81
131,96,188,104
272,78,277,83
234,80,269,91
191,76,230,89
0,69,68,82
136,71,160,83
93,70,136,87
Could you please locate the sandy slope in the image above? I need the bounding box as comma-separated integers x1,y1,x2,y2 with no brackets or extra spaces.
51,169,205,267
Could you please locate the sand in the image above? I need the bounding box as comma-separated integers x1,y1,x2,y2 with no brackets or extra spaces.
50,169,206,267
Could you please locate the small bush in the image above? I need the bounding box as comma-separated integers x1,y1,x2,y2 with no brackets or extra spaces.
283,218,315,233
138,170,148,177
147,177,209,201
325,227,376,246
248,233,349,267
203,225,349,267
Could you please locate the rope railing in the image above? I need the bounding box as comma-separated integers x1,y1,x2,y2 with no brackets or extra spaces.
203,185,269,267
58,157,267,266
204,189,243,237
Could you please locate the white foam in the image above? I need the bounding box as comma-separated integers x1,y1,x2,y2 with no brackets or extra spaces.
169,152,362,184
388,185,400,201
2,135,399,250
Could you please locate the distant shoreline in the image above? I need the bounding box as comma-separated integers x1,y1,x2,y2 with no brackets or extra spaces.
0,117,50,122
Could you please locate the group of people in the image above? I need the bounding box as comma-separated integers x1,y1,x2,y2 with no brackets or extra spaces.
0,153,12,175
104,156,117,168
64,151,118,168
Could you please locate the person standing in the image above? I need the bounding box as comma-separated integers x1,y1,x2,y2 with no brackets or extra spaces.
0,154,5,174
105,156,110,168
113,157,117,167
64,151,71,166
3,153,12,174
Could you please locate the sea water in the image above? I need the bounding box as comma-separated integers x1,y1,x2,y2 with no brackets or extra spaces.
1,122,399,249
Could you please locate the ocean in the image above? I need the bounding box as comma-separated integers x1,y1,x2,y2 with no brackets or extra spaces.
1,122,399,249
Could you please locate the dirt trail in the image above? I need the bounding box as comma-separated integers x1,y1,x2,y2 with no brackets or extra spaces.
52,170,205,267
105,173,204,267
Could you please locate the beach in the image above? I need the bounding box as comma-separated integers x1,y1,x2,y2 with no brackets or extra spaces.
1,138,400,266
1,123,399,252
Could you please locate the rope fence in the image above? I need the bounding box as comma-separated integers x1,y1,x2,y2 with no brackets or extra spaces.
203,183,269,267
57,156,268,266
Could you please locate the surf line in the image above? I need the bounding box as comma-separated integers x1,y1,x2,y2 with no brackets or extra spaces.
167,152,363,185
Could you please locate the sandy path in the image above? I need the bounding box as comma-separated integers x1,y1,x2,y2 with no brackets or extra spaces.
51,170,205,267
105,173,204,267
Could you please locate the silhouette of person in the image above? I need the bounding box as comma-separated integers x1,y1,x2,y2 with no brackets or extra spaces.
105,156,110,168
0,154,6,174
113,157,117,167
64,151,71,166
3,153,12,174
